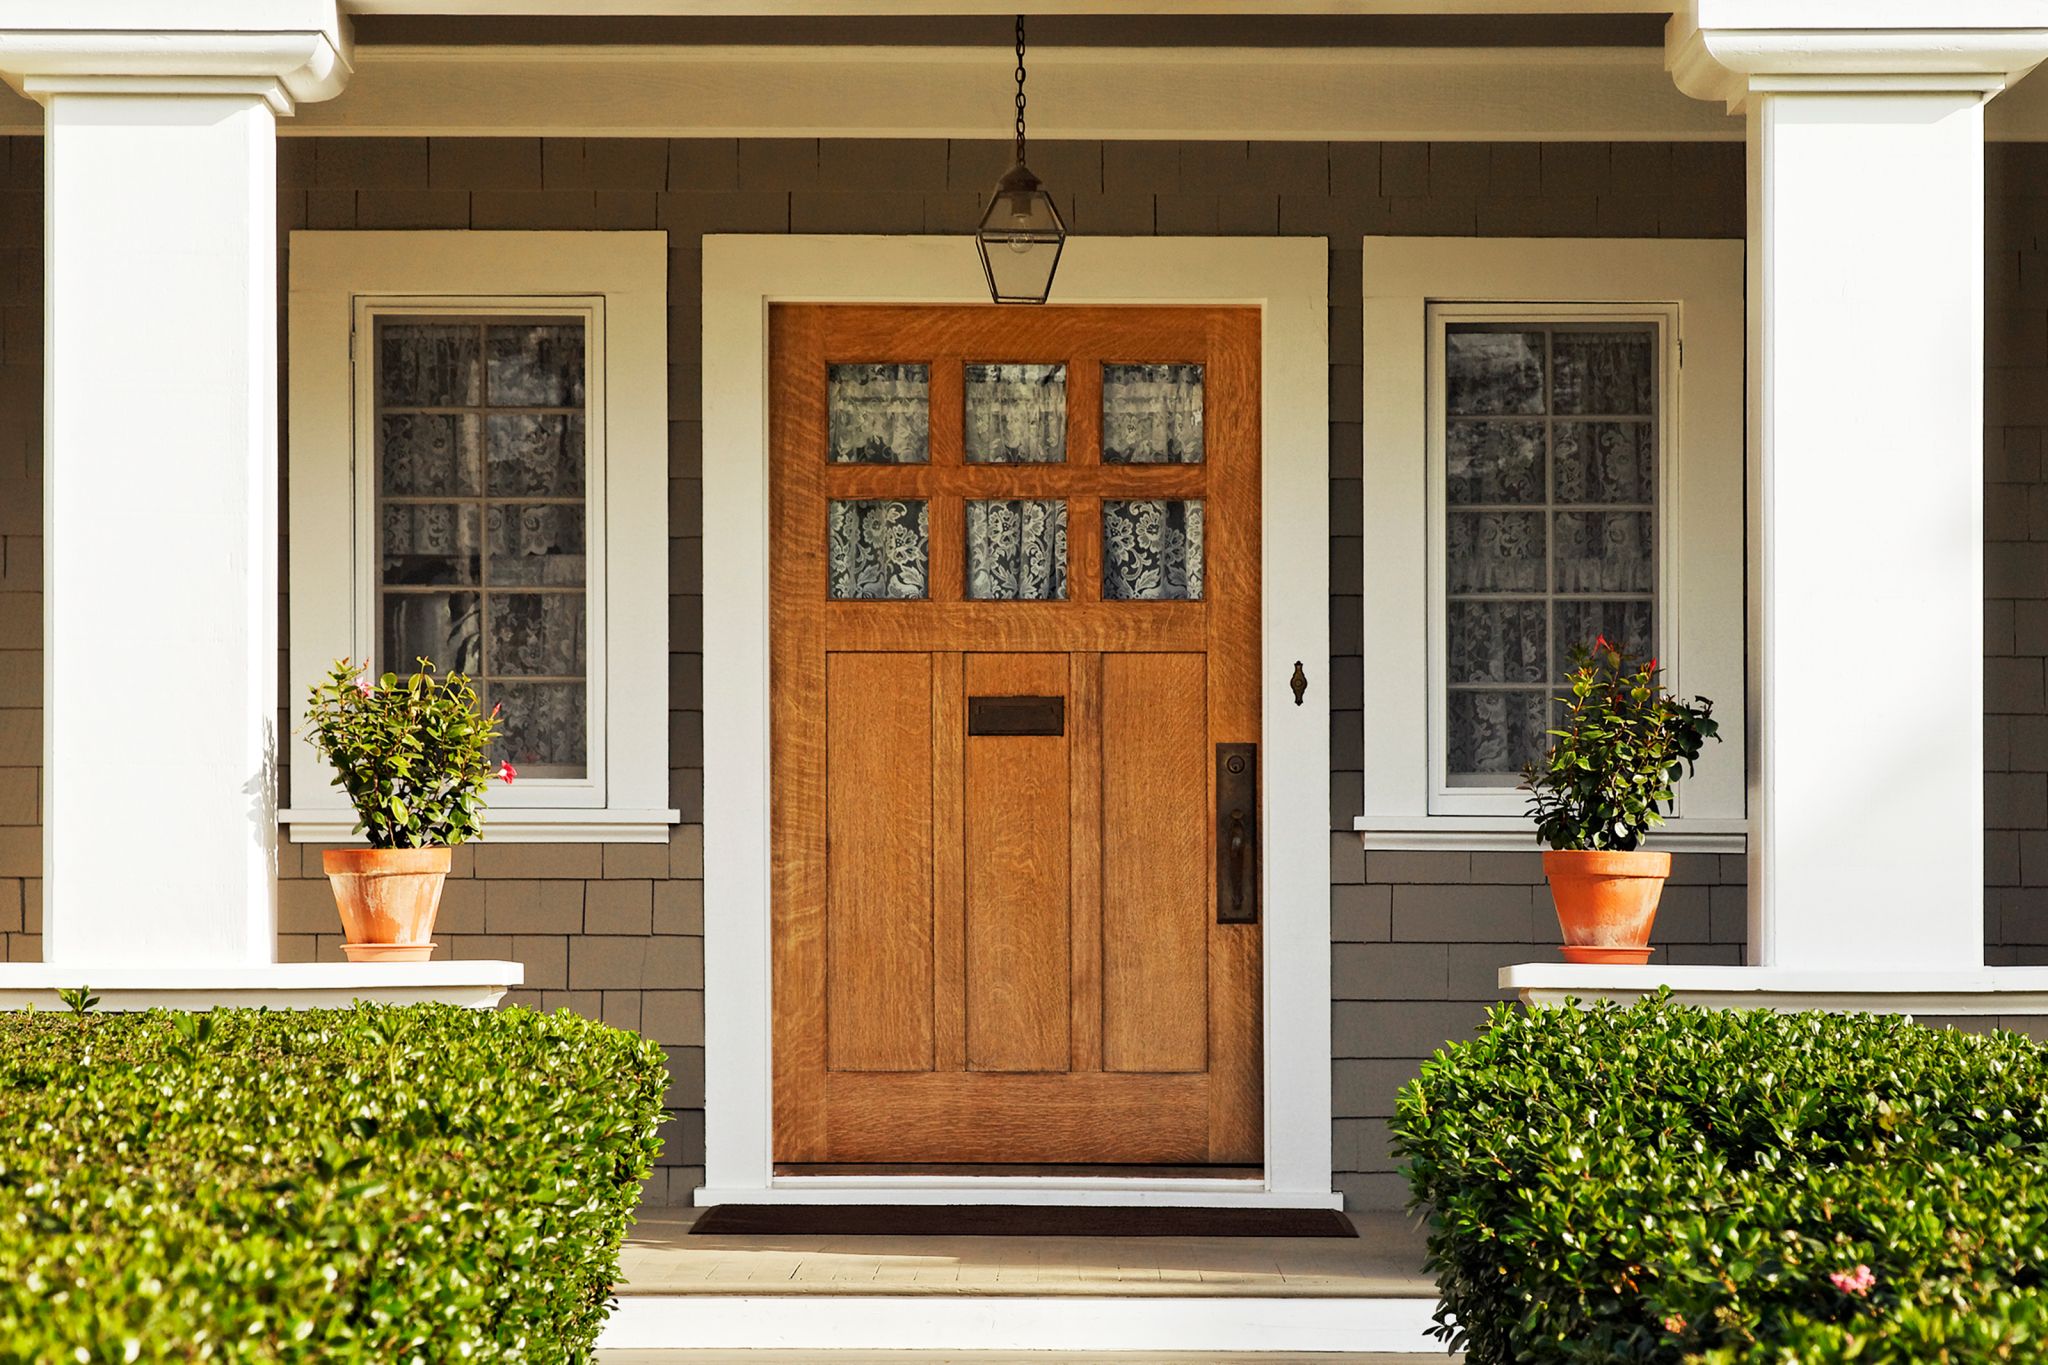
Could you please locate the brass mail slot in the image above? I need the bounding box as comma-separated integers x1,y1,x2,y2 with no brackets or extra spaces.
967,695,1066,737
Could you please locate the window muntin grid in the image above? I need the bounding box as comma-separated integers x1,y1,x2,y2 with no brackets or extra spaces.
373,314,591,781
1440,320,1659,788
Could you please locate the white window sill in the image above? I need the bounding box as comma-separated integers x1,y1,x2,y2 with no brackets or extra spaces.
1353,816,1747,854
0,962,521,1010
1503,963,2048,1015
280,809,682,844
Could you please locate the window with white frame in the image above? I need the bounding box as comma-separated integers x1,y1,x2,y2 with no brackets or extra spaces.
371,309,603,788
1358,238,1746,850
1435,312,1666,793
284,232,675,843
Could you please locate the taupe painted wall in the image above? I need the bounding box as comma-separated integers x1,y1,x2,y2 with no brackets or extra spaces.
0,135,2037,1209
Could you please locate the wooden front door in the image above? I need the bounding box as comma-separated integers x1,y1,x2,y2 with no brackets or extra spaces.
770,305,1262,1167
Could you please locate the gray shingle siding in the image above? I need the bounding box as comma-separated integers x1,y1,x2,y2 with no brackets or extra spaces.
0,136,2038,1209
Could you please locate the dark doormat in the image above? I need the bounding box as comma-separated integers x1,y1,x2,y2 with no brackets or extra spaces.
687,1204,1358,1238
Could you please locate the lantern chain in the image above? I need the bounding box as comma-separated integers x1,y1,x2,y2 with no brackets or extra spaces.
1014,14,1029,165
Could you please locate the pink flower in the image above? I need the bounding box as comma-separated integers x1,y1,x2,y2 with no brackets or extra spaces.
1828,1265,1875,1296
497,760,518,785
1662,1314,1686,1334
355,676,373,698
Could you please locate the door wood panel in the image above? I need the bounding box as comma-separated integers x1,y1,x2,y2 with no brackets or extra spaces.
771,303,1262,1167
964,652,1072,1074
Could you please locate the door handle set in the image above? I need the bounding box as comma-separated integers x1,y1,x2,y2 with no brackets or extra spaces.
1215,743,1258,924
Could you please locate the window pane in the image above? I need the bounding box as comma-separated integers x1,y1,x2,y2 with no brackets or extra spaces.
487,503,586,587
966,363,1067,464
378,324,479,407
1447,601,1548,685
1445,690,1549,778
967,499,1067,600
1446,511,1545,594
828,499,929,599
492,681,588,773
1103,499,1203,600
381,504,481,585
828,363,929,464
1445,330,1544,415
382,591,482,676
375,316,592,781
488,593,587,677
1552,329,1654,416
1554,511,1653,593
487,413,586,496
380,413,481,496
1554,421,1653,504
1103,363,1204,464
1553,600,1654,681
1446,420,1544,505
486,323,585,406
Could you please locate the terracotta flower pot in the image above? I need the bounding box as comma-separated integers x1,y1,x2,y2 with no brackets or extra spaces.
322,846,451,963
1543,849,1672,965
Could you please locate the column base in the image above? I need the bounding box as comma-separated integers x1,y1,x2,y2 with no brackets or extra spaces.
1502,964,2048,1015
0,961,523,1011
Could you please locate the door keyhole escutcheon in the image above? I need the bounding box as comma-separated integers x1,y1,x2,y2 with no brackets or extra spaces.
1290,661,1307,706
1216,744,1259,924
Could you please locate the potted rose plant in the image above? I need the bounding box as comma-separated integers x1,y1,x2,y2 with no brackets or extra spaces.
302,659,514,962
1522,639,1718,964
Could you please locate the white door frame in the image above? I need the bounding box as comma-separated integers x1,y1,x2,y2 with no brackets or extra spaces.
699,235,1333,1207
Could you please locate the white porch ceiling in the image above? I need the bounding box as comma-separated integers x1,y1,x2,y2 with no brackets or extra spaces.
1,13,2046,139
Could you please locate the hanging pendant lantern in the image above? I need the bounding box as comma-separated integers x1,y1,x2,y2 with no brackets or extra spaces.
976,15,1065,305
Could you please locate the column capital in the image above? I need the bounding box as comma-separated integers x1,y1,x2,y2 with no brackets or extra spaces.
1667,0,2048,112
0,0,350,115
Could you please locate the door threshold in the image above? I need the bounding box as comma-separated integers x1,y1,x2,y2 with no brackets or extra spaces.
774,1164,1263,1180
701,1177,1342,1211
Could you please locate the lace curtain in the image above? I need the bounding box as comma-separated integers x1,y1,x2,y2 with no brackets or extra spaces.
1103,499,1204,601
829,363,930,464
966,363,1067,463
828,499,930,600
967,499,1067,600
1103,363,1204,464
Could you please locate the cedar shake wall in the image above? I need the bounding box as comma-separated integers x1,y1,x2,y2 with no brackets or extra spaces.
0,134,2033,1210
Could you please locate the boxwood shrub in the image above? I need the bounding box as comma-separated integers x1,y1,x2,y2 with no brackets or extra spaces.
0,1003,666,1363
1396,994,2048,1364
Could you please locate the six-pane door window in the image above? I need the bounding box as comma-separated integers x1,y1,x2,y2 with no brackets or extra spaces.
822,359,1206,603
1441,321,1659,786
375,316,591,779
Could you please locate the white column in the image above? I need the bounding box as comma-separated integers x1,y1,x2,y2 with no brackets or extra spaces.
1669,3,2048,971
0,4,349,967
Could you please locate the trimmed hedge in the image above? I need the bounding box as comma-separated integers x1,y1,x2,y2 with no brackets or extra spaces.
0,1003,666,1362
1395,994,2048,1364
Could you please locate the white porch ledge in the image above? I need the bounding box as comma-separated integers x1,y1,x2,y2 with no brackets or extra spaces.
0,962,522,1011
1503,964,2048,1016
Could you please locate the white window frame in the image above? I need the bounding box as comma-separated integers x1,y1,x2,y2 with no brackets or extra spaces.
1359,237,1747,852
283,232,677,843
1428,304,1677,814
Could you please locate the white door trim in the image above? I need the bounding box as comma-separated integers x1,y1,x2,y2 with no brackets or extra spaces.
699,234,1333,1207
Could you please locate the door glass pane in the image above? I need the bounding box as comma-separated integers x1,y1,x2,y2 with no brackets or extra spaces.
1103,499,1203,600
828,499,929,599
1102,363,1204,464
966,499,1067,600
966,363,1067,464
828,363,930,464
376,316,592,778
